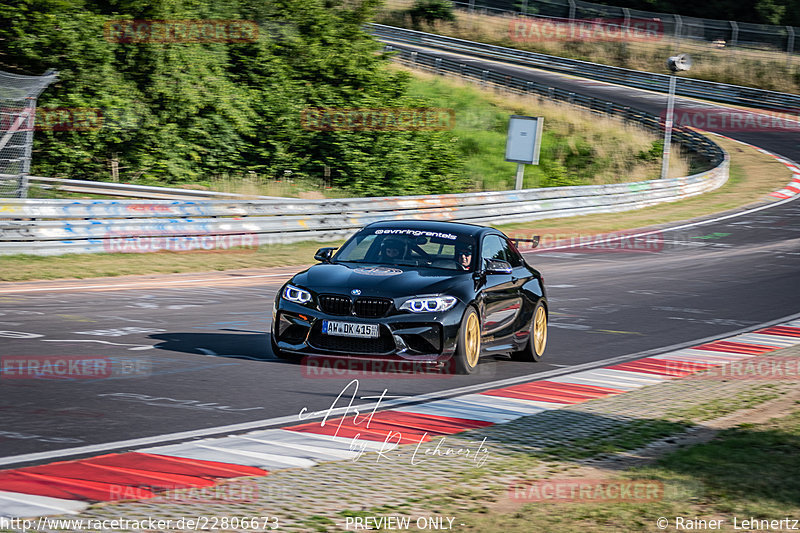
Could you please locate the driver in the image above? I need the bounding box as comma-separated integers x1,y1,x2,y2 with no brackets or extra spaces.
379,238,407,262
455,243,473,270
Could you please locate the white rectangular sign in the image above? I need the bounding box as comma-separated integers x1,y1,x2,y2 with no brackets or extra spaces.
505,115,543,164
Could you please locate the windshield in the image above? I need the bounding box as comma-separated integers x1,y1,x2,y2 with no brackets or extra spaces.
334,228,477,271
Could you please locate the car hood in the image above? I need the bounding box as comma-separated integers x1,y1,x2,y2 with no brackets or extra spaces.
291,262,471,299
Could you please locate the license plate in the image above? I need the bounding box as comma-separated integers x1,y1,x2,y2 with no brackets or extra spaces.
322,320,379,338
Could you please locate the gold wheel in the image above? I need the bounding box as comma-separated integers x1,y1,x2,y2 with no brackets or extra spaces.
533,304,547,356
464,311,481,368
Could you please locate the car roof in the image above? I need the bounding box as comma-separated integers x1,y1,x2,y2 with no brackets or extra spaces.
363,219,496,238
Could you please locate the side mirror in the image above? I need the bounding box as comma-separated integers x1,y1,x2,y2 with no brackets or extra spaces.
484,258,512,274
314,247,337,263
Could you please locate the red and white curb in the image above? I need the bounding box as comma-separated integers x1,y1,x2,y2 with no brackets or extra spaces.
763,150,800,199
704,131,800,200
2,319,800,518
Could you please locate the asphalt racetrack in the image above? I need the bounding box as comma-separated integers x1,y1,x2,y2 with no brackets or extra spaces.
1,47,799,467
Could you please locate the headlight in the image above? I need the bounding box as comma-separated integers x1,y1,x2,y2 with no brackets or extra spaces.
400,296,457,313
283,284,312,304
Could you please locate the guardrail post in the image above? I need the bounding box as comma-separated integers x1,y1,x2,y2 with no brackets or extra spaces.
481,69,488,87
568,0,576,20
673,15,682,54
469,0,475,13
435,57,442,74
730,21,739,55
411,51,417,64
521,0,528,15
460,63,465,77
788,26,795,67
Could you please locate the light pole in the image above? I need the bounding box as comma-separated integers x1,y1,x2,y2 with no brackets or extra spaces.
661,53,691,179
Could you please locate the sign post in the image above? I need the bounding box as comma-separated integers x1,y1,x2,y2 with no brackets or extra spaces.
505,115,543,190
661,54,691,179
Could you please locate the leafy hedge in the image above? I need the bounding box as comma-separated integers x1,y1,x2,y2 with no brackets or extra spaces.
0,0,468,195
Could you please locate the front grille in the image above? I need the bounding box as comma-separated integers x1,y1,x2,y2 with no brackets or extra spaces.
354,297,392,318
318,294,351,315
308,323,395,354
318,295,393,318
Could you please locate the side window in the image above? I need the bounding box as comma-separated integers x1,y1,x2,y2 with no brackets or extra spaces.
480,235,506,267
503,237,524,267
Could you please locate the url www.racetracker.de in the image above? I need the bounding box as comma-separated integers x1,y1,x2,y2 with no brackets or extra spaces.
1,515,280,531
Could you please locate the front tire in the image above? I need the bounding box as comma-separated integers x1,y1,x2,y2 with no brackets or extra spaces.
511,301,547,362
454,307,481,375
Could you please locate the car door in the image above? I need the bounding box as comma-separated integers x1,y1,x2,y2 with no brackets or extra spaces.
478,234,523,352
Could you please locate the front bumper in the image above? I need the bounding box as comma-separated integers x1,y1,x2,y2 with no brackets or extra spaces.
273,300,465,362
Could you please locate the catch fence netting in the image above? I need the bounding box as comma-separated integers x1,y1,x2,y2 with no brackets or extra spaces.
0,69,58,198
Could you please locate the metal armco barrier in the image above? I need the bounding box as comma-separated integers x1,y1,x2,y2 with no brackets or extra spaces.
371,24,800,113
26,176,288,200
0,163,728,255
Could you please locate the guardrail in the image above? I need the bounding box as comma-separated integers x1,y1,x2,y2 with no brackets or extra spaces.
0,32,732,256
0,163,728,255
24,176,287,201
448,0,799,62
371,24,800,112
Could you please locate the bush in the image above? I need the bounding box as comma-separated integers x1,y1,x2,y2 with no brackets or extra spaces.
408,0,456,29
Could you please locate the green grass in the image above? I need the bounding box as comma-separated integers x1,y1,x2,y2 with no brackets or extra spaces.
665,385,782,423
371,408,800,532
641,411,800,517
402,70,683,190
539,419,689,461
26,185,123,200
301,515,337,532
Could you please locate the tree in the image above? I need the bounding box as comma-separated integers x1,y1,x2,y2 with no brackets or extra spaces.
0,0,466,194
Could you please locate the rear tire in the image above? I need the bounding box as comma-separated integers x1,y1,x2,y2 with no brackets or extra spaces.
454,307,481,375
511,301,547,362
